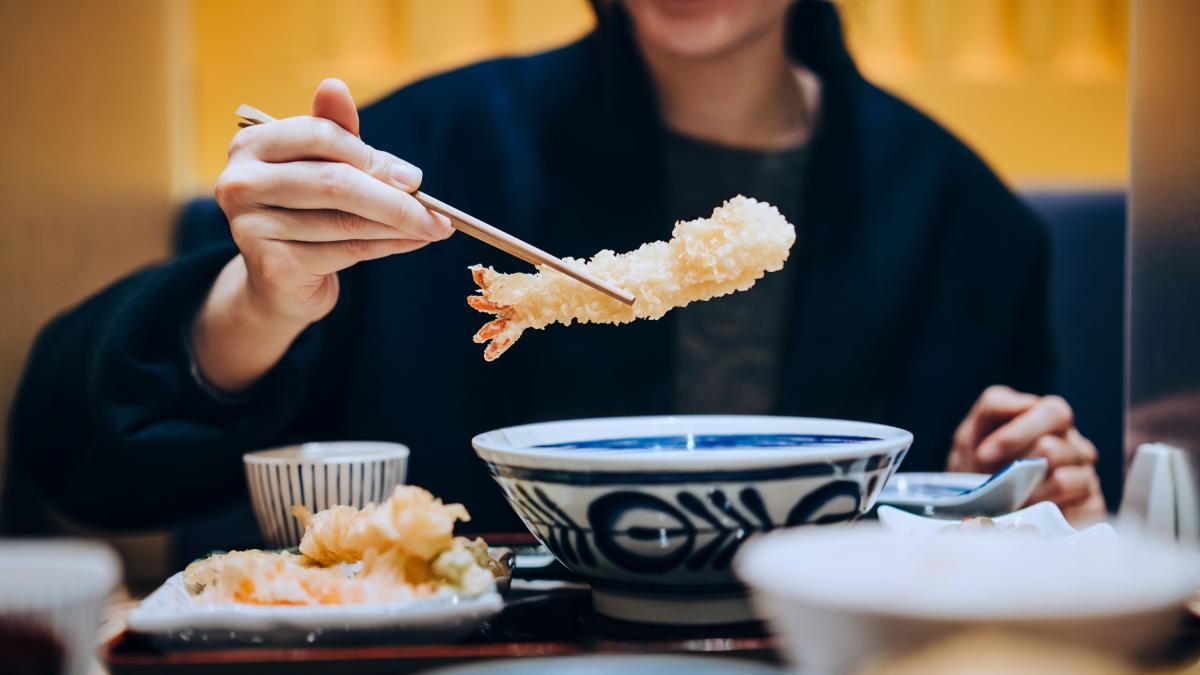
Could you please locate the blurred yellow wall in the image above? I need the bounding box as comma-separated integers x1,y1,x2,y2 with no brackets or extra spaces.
189,0,1128,189
844,0,1128,187
190,0,596,191
0,0,189,581
0,0,181,454
0,0,1127,549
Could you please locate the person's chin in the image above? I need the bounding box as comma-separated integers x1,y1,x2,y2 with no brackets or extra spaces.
637,24,744,60
649,0,734,17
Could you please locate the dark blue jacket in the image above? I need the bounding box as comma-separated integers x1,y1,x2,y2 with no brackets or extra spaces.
6,2,1050,544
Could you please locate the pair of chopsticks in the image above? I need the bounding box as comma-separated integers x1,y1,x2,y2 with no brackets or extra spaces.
235,105,636,306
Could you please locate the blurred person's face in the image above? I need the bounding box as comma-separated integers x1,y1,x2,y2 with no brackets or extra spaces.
623,0,794,60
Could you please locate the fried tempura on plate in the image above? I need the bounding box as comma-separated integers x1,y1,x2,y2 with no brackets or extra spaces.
183,486,492,606
184,550,363,605
293,485,470,565
468,195,796,360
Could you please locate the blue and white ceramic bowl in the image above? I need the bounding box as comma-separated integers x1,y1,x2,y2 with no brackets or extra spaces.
472,415,912,625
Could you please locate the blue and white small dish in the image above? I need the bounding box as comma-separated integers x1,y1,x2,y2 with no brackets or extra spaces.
472,415,912,625
878,458,1048,517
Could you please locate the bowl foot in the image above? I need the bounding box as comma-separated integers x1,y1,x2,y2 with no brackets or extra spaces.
591,586,755,625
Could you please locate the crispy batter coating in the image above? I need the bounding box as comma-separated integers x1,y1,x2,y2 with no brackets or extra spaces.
467,195,796,360
183,550,363,605
184,486,486,606
295,485,471,566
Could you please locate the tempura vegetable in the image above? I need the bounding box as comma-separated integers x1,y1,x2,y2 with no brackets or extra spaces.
182,486,491,606
468,195,796,360
294,485,470,565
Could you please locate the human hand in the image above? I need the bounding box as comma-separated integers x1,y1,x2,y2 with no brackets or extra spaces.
947,385,1106,524
213,78,452,325
192,79,452,393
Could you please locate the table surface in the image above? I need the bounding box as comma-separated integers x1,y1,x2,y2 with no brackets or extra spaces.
97,535,1200,675
102,583,780,674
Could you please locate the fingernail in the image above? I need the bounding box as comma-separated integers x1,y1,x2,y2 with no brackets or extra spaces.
428,211,454,239
391,162,422,190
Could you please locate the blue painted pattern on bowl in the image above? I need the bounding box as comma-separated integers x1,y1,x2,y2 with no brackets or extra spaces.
473,416,912,623
535,433,879,451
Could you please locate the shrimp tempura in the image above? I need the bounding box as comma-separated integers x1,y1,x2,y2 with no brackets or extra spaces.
468,195,796,360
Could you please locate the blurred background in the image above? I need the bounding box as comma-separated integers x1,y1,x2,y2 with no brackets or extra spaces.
0,0,1129,579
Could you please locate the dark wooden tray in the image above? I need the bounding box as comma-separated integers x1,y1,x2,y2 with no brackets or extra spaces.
105,583,780,674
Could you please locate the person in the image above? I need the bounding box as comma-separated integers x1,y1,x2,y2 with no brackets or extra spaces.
6,0,1104,551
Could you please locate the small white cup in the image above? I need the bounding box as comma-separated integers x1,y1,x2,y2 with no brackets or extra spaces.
244,441,409,549
0,539,120,675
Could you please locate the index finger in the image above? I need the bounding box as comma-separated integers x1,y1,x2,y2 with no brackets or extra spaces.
977,395,1075,468
954,385,1040,451
232,116,423,190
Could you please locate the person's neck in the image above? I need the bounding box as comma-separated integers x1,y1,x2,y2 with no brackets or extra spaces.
639,24,815,151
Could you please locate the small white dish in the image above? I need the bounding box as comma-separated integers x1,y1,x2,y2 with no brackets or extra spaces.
126,573,502,648
878,501,1119,544
244,441,409,548
878,458,1048,517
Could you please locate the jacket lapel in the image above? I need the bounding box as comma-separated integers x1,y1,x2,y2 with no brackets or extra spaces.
779,1,953,425
778,1,894,419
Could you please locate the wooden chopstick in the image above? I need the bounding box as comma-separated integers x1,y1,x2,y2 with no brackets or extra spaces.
234,104,636,306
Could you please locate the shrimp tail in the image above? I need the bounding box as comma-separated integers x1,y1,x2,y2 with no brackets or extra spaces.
483,336,515,361
467,266,525,360
467,295,505,313
473,318,508,343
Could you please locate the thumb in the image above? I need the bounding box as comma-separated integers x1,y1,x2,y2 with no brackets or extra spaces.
311,78,359,137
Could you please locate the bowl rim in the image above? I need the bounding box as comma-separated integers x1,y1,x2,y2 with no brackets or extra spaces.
244,441,410,465
734,524,1200,622
0,540,121,599
472,415,912,470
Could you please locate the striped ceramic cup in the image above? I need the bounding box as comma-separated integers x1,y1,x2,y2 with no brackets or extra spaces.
244,441,409,549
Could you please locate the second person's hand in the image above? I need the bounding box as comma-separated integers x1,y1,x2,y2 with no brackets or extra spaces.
947,385,1105,524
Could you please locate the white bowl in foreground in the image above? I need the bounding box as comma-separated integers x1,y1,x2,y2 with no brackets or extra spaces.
473,415,912,625
736,524,1200,674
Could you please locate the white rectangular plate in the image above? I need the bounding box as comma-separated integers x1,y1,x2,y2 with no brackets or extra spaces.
127,573,503,649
